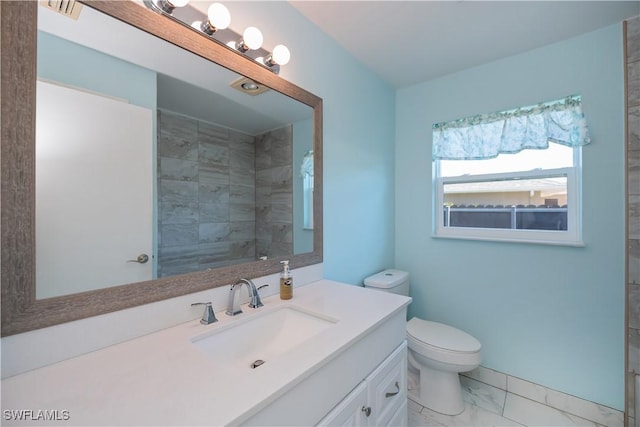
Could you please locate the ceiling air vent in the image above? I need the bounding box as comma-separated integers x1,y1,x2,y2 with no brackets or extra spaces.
40,0,83,20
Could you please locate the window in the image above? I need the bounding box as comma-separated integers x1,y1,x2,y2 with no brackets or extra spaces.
301,150,314,229
432,96,589,245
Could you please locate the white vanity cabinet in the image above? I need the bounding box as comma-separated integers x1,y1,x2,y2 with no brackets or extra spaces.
2,281,412,427
317,341,408,427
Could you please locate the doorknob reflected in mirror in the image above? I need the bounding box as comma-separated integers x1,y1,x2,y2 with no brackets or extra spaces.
127,254,149,264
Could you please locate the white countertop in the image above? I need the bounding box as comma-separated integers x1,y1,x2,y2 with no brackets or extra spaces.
1,280,411,426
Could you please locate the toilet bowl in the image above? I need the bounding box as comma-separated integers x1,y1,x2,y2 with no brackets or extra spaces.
406,317,481,415
364,269,482,416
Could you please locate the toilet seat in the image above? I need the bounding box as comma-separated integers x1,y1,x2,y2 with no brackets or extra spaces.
407,318,481,353
406,317,481,367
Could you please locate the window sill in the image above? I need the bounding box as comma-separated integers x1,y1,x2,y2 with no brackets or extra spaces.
432,233,585,247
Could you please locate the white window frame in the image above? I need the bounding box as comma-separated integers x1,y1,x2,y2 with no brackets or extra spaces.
303,172,314,230
433,148,584,246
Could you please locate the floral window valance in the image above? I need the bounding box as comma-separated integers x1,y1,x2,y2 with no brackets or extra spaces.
432,95,591,160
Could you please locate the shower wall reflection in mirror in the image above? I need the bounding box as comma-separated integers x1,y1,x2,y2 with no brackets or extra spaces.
35,5,313,299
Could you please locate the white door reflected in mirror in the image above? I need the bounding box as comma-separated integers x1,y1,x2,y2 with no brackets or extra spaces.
35,80,153,299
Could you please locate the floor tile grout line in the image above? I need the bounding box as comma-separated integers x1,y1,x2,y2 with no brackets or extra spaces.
501,380,509,418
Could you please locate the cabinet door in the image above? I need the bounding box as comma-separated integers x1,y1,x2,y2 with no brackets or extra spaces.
386,401,408,427
316,381,369,427
366,342,407,427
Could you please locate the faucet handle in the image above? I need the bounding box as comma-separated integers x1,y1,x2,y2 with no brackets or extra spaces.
191,302,218,325
249,284,268,309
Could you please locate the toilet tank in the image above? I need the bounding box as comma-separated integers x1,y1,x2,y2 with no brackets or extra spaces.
364,269,410,296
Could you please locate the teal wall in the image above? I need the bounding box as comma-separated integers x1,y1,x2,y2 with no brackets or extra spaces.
42,2,626,410
233,2,397,285
213,3,625,408
395,24,625,409
37,32,156,109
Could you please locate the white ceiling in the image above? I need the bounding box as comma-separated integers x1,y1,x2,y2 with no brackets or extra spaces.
289,1,640,88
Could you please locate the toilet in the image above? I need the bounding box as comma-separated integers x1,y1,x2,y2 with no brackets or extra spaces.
364,269,481,416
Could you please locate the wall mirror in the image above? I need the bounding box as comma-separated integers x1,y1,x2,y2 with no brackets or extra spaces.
1,0,323,336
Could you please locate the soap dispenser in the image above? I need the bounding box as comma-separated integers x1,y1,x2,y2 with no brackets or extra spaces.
280,260,293,300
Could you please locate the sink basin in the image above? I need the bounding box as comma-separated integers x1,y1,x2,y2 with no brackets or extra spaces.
191,305,338,370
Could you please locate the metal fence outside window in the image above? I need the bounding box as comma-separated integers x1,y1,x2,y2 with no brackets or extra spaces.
443,205,568,231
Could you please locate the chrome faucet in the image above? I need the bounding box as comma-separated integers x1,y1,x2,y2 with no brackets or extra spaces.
191,301,217,325
226,278,264,316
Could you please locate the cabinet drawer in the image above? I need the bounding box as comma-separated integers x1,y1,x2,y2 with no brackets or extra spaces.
367,341,407,426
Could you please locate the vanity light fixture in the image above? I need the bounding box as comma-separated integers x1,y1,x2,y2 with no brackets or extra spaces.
262,44,291,74
236,26,263,52
200,3,231,35
144,0,291,74
264,44,291,67
158,0,189,14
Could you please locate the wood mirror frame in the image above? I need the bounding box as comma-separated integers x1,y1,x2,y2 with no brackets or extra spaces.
0,1,323,337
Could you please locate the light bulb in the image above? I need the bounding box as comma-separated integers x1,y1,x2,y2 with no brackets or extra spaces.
241,82,259,91
207,3,230,30
242,27,263,50
159,0,189,13
271,44,290,65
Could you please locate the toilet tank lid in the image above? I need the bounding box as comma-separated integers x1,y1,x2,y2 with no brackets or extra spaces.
364,269,409,289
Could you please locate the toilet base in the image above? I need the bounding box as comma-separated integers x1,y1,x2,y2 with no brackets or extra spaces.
408,364,465,416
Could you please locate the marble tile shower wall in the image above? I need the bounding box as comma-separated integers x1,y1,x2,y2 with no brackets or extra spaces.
627,15,640,427
155,110,255,277
255,125,294,259
157,109,257,277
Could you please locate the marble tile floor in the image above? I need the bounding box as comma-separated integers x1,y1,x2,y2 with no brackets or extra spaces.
408,395,523,427
406,367,624,427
